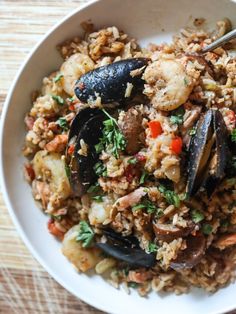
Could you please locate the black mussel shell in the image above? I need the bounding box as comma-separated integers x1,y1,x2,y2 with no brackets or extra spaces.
66,108,105,196
203,110,230,196
67,107,102,145
97,229,156,268
74,58,149,105
186,110,213,196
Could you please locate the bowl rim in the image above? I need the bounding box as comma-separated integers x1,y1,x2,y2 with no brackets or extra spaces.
0,1,114,313
1,0,236,313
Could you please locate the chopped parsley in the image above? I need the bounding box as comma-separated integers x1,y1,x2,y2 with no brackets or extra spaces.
189,127,197,136
128,282,139,289
191,209,204,223
68,96,75,102
56,117,69,131
147,242,158,253
140,170,149,184
158,185,180,208
94,161,107,177
92,195,103,202
128,157,138,165
87,182,100,193
231,129,236,142
95,109,126,159
202,223,213,235
156,208,164,219
52,95,64,106
76,221,94,248
184,77,189,86
170,115,183,125
65,164,71,178
132,198,158,214
53,73,63,83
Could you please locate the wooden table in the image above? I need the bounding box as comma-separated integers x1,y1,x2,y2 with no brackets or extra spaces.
0,1,236,313
0,1,103,313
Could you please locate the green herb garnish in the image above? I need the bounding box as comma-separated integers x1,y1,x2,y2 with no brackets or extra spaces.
76,221,94,248
140,170,149,184
147,242,158,253
52,95,64,106
202,223,213,235
189,127,197,136
94,161,107,177
132,198,157,214
184,77,189,86
128,282,139,289
92,195,104,202
191,209,204,223
95,110,126,159
156,208,164,219
53,74,64,83
158,185,180,208
87,182,100,193
65,164,71,178
231,129,236,142
56,117,69,131
128,157,138,165
170,115,183,125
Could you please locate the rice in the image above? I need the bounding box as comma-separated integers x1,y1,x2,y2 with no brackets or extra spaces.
23,20,236,296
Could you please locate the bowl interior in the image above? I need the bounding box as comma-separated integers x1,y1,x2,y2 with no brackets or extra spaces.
1,0,236,313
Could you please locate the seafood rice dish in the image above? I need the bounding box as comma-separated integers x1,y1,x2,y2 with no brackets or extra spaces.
23,19,236,295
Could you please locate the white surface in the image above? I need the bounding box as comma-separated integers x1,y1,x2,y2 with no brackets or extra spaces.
1,0,236,313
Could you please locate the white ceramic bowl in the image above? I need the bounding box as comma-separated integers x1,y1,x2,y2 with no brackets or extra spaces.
1,0,236,313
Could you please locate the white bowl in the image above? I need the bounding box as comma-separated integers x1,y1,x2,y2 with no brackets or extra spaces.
1,0,236,313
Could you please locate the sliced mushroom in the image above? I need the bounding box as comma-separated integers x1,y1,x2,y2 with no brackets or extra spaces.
170,233,206,270
118,107,143,154
153,222,195,242
74,58,149,105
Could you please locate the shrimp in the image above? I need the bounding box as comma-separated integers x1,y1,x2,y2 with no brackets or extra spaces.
45,134,68,153
60,53,94,96
114,187,147,210
143,59,195,111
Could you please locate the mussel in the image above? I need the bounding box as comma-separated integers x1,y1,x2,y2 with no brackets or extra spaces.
74,58,149,105
66,108,106,196
170,233,206,270
186,109,230,197
96,228,156,268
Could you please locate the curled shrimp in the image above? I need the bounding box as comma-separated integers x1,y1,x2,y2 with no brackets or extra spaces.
60,53,94,96
144,58,195,111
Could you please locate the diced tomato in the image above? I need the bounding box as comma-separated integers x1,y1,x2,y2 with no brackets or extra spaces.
24,164,35,181
69,104,75,111
68,144,75,155
148,120,163,138
125,164,134,183
47,219,64,240
171,137,183,154
135,153,146,162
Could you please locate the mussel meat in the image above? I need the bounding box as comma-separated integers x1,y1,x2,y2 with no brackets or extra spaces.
96,228,156,268
74,58,149,105
66,108,106,196
186,109,230,197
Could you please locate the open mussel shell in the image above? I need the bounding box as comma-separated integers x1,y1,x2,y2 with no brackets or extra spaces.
66,108,105,196
96,229,156,268
186,109,229,197
74,58,149,105
170,233,206,270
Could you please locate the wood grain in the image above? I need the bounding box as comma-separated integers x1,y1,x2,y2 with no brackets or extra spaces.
0,1,104,313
